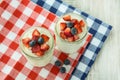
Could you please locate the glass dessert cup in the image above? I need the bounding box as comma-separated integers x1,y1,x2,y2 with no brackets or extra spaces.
55,13,88,54
19,27,54,67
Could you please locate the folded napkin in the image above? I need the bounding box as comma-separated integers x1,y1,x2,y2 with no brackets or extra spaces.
31,0,112,80
0,0,92,80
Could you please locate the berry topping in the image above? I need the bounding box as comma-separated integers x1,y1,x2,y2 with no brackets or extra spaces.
79,20,85,27
67,36,74,42
36,50,44,56
32,36,39,40
29,40,36,47
63,15,71,21
74,24,82,34
60,67,66,73
60,23,66,31
31,44,41,53
38,37,44,44
71,27,77,35
74,35,79,40
71,19,78,24
60,32,67,39
41,34,49,43
32,29,40,37
40,44,50,51
64,59,70,65
55,60,62,67
64,28,72,37
22,38,31,48
66,21,74,28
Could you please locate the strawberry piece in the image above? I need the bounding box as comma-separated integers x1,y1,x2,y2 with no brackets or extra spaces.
60,32,67,39
74,24,82,34
41,34,49,43
22,38,31,47
41,44,50,51
79,20,85,27
64,28,72,37
36,50,44,56
63,15,71,21
74,35,79,41
32,29,40,37
32,36,39,40
67,36,74,42
60,22,66,31
31,44,41,53
71,19,78,25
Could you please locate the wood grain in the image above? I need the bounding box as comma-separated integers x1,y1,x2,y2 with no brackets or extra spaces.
63,0,120,80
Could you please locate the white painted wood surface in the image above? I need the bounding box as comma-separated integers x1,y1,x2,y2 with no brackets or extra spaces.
63,0,120,80
0,0,120,80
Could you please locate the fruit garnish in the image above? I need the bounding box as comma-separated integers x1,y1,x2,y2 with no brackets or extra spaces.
60,67,66,73
41,34,49,43
36,50,44,56
66,21,74,28
29,40,36,47
22,38,31,48
40,44,49,51
63,15,71,21
67,36,74,42
71,27,77,35
55,60,62,67
31,44,41,53
79,20,85,27
60,23,66,31
64,28,72,37
64,59,70,65
74,24,82,34
32,36,39,40
71,19,78,24
32,29,40,37
38,37,44,44
60,32,67,39
74,35,79,40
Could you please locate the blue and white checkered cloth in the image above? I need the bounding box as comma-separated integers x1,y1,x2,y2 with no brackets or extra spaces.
31,0,112,80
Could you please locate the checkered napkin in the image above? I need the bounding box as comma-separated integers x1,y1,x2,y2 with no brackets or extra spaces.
31,0,112,80
0,0,92,80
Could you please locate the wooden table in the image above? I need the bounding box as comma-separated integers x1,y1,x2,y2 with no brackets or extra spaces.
63,0,120,80
0,0,120,80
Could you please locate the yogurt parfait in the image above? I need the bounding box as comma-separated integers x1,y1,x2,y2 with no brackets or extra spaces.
19,27,54,67
55,13,88,54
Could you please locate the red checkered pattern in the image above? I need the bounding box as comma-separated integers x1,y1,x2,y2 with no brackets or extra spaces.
0,0,92,80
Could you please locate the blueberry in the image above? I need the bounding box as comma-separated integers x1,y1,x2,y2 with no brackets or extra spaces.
71,27,77,35
38,37,44,44
66,21,74,28
60,67,66,73
64,59,70,65
55,60,62,67
29,40,36,47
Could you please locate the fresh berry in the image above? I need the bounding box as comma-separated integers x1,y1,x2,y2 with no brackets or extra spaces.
38,37,44,44
40,44,49,51
66,21,74,28
60,67,66,73
31,44,41,53
64,59,70,65
74,24,82,34
22,38,31,47
67,36,74,42
74,35,79,40
71,27,77,35
41,34,49,43
71,19,78,25
64,28,72,37
32,36,39,40
32,29,40,37
60,32,67,39
55,60,62,67
60,23,66,31
63,15,71,21
79,20,85,27
29,40,36,47
36,50,44,56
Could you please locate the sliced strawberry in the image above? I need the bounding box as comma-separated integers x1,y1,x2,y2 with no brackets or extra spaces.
40,44,50,51
32,29,40,37
64,28,72,37
60,22,66,31
74,24,82,34
31,44,41,53
32,36,39,40
79,20,85,27
60,32,67,39
63,15,71,21
41,34,49,43
36,50,44,56
22,38,31,47
71,19,78,25
67,36,74,42
74,35,79,41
